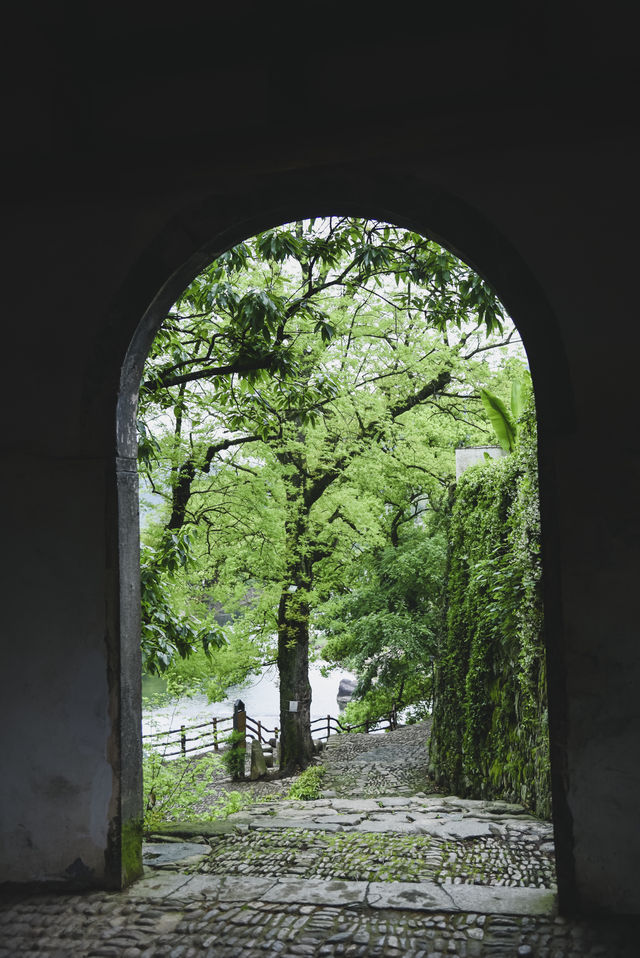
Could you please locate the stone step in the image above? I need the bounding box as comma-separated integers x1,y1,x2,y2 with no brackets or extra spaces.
129,871,557,917
222,795,552,843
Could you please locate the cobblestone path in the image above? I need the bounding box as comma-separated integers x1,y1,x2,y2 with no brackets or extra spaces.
2,882,638,957
2,724,638,955
189,794,556,890
319,721,438,799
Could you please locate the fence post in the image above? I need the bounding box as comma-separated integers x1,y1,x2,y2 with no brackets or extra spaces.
232,699,246,780
213,717,218,751
327,714,331,739
258,720,262,743
274,727,280,768
180,725,186,754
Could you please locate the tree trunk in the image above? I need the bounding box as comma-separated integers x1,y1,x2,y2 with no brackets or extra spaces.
277,577,314,772
276,442,315,772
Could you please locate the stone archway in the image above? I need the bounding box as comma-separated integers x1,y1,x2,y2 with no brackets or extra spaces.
111,168,574,902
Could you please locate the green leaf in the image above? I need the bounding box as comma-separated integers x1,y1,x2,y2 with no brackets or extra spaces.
480,389,516,452
510,380,524,422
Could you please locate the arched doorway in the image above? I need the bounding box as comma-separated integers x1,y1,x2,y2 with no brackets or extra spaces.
113,170,574,904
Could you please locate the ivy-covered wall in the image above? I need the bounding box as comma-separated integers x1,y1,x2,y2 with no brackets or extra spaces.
429,398,551,818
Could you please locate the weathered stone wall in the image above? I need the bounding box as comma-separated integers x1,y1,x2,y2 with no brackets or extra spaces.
1,7,640,916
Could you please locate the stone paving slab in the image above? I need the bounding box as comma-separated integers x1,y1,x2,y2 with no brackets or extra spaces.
127,871,279,901
448,882,558,916
262,877,367,906
319,813,364,826
296,798,333,808
231,805,542,844
367,880,455,911
237,799,550,828
419,818,506,840
317,798,384,813
180,874,278,901
352,819,425,834
370,811,413,822
142,841,211,869
125,871,195,898
225,811,254,823
130,872,557,917
248,817,342,832
367,880,557,916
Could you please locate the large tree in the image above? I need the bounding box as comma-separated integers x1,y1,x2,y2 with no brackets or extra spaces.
138,217,518,770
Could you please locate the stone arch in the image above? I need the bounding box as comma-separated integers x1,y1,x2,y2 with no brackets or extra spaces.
107,167,574,900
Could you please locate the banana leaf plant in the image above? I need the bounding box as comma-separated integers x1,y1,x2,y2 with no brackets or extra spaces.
480,375,530,453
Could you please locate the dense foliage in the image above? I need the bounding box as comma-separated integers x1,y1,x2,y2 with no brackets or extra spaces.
139,216,520,769
428,390,550,817
320,522,447,725
140,528,223,675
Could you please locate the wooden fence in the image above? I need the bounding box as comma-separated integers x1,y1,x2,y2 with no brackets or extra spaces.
310,704,400,740
142,714,235,758
142,703,401,759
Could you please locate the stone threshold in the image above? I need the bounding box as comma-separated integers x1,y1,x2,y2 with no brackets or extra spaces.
128,871,557,918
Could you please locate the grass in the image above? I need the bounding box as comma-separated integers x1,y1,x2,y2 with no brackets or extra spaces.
287,764,327,800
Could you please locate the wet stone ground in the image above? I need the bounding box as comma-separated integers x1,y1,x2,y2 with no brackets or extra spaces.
190,827,556,888
317,722,439,799
2,886,638,957
2,723,639,955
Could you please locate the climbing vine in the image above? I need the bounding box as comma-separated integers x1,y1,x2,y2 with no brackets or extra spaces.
429,394,551,818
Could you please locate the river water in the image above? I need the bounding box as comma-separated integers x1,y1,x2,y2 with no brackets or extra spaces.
142,662,357,740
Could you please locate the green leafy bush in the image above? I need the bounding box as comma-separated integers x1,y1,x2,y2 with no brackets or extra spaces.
143,748,221,831
140,528,223,675
287,764,326,800
340,688,395,730
220,729,246,780
143,747,263,832
320,526,446,724
207,789,269,819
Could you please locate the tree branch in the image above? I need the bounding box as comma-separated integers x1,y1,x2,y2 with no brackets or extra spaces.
144,354,276,391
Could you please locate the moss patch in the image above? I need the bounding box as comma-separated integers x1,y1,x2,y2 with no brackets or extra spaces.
121,818,144,886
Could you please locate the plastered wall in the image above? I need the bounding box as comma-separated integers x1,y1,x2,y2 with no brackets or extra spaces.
1,8,639,913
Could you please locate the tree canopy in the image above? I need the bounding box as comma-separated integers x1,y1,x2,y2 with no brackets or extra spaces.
138,216,525,769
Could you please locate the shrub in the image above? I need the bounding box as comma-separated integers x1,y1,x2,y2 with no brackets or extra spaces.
287,764,326,800
220,729,246,779
143,748,221,831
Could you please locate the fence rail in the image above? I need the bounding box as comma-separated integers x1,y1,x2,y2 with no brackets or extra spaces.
142,702,401,759
143,714,234,758
245,714,279,745
309,703,400,741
